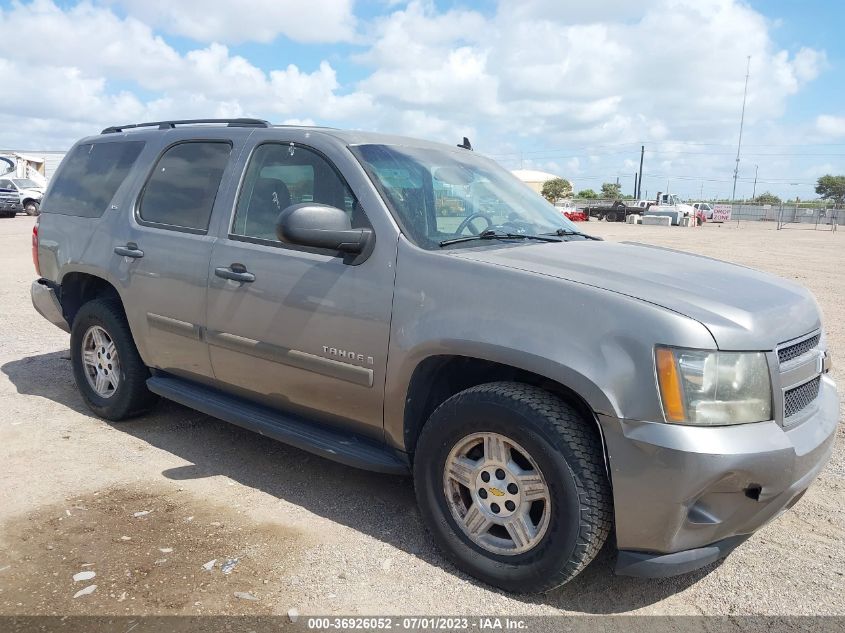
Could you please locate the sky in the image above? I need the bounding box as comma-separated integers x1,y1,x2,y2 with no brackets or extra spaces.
1,0,843,200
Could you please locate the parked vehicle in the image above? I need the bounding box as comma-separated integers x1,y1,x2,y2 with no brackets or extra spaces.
31,119,837,593
648,192,706,226
586,199,641,222
693,202,714,220
0,176,44,215
0,187,22,218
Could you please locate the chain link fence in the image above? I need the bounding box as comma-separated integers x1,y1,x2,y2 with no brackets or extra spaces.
773,204,841,231
566,199,842,230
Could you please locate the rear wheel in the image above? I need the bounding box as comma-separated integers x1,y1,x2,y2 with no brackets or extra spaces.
413,382,612,593
70,298,157,420
606,211,618,222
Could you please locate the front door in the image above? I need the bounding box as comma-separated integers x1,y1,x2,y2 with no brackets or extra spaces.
205,140,396,440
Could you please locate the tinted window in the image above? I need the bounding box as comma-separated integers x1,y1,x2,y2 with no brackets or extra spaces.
0,179,13,190
138,142,231,231
232,143,361,241
41,141,144,217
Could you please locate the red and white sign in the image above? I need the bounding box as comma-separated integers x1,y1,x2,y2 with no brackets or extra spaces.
712,204,732,222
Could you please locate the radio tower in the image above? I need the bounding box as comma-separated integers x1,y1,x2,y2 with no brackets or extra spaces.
731,56,751,202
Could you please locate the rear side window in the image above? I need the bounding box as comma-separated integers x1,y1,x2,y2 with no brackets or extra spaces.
42,141,144,217
138,141,232,232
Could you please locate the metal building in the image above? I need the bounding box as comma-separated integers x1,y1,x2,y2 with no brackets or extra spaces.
0,150,67,184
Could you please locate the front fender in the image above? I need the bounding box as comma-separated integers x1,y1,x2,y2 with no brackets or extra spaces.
384,238,716,451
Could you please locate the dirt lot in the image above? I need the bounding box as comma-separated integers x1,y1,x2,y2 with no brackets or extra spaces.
0,215,842,616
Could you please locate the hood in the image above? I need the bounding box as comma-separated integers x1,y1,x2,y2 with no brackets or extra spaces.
21,188,43,197
453,240,820,350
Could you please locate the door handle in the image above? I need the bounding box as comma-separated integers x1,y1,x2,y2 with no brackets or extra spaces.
114,242,144,258
215,264,255,283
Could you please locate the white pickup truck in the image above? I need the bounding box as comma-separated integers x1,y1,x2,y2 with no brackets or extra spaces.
647,193,698,225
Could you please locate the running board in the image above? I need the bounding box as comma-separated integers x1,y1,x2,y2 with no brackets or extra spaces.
147,374,409,475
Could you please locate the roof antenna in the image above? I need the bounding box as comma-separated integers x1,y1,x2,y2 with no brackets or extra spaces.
457,136,473,151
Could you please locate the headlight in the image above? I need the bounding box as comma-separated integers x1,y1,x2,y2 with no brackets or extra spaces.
655,346,772,425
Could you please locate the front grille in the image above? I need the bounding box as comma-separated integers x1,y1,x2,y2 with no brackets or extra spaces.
784,376,821,418
778,334,820,364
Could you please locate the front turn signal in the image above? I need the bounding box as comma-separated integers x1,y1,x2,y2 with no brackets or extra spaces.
656,347,685,422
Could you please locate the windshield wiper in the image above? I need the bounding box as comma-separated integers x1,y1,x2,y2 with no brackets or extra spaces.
542,229,603,241
439,229,562,247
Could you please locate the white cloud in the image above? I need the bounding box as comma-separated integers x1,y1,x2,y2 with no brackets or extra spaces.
816,115,845,138
108,0,357,44
0,0,837,198
0,1,373,148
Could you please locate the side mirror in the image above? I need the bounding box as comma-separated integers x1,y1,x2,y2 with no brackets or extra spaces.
276,203,373,255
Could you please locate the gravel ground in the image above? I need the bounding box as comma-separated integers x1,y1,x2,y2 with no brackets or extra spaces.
0,215,842,616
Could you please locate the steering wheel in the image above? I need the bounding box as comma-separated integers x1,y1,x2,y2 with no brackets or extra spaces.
455,212,494,235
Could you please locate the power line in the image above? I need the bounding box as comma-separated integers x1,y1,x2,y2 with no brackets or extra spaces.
488,140,845,158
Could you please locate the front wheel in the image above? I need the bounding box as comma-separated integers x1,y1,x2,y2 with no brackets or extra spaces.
413,382,612,593
24,201,39,216
70,298,157,420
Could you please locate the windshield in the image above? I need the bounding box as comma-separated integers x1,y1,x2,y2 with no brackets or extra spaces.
350,144,581,249
13,178,39,189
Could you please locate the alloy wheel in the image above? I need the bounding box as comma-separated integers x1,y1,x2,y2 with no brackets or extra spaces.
443,432,551,555
81,325,120,398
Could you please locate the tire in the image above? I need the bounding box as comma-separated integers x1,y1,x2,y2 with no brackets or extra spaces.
70,298,157,420
606,211,617,222
695,216,703,226
413,382,612,593
24,200,39,216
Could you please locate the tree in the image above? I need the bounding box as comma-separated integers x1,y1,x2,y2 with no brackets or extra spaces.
541,177,572,203
600,182,622,200
577,189,598,199
754,192,781,205
815,174,845,207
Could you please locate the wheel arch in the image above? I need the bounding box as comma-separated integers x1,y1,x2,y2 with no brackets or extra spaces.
399,352,612,475
57,270,126,326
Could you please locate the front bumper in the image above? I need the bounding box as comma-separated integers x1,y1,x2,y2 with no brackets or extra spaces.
31,279,69,333
600,374,838,578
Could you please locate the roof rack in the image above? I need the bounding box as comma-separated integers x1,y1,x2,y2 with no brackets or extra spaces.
101,118,271,134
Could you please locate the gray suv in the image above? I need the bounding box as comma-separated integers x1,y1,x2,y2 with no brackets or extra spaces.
31,119,838,593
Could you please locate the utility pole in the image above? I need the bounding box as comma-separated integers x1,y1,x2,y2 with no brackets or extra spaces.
699,182,704,200
752,164,759,200
731,56,751,202
637,145,644,199
633,173,638,198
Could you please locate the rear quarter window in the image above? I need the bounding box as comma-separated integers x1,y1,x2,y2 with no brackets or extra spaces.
41,141,145,217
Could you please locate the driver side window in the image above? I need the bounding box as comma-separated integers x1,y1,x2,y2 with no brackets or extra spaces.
232,143,362,242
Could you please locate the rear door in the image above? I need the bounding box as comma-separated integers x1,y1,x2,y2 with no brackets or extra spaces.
117,131,249,382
